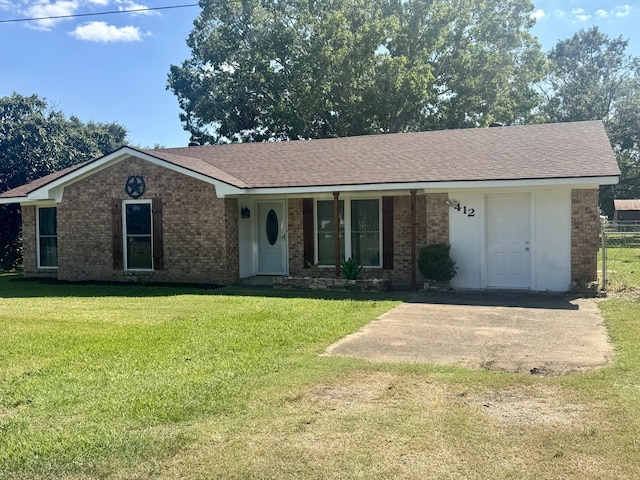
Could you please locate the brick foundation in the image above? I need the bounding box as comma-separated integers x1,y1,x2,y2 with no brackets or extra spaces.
571,189,599,285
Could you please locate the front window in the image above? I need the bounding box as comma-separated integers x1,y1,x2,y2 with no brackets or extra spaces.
124,201,153,270
316,198,381,267
350,199,381,267
316,200,345,265
37,207,57,268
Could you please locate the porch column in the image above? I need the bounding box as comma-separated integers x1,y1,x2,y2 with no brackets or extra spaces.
410,189,417,290
333,191,341,278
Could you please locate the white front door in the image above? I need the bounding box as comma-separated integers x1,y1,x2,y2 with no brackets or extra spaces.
257,202,287,275
486,194,531,288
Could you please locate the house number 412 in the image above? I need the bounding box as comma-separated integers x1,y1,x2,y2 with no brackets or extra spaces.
454,204,475,217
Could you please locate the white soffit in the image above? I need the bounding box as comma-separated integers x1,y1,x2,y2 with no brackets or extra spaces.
17,147,244,203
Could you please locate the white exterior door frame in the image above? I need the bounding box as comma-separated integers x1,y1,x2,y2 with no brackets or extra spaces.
484,193,533,289
256,200,288,275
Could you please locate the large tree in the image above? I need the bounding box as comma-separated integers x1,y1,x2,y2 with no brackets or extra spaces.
0,93,127,270
168,0,545,143
543,27,640,216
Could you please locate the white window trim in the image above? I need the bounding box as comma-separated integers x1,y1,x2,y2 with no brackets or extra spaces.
36,206,58,270
314,197,383,268
122,199,154,271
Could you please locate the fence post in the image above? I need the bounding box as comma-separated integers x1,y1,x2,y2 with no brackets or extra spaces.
602,224,607,292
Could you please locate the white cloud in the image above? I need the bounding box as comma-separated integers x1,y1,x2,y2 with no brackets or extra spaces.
554,8,566,18
571,8,591,21
116,0,159,16
614,5,632,17
595,9,609,18
70,21,142,42
530,8,545,20
24,0,79,30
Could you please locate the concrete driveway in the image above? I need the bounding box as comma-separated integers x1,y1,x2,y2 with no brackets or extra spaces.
325,291,614,375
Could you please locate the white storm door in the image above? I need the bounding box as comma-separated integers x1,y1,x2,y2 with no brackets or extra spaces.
486,194,531,288
257,202,287,275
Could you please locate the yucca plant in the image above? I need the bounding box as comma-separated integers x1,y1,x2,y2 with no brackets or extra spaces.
341,257,363,280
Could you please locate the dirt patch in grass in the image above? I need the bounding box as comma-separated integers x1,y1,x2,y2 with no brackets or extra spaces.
309,371,592,427
309,371,443,409
120,369,636,480
468,385,593,426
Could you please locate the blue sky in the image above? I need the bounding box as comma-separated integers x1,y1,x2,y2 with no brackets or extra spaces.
0,1,638,148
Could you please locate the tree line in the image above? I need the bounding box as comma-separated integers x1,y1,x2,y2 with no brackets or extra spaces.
2,0,640,269
168,0,639,215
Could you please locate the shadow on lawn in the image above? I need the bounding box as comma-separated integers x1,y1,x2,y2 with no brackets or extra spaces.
2,273,590,308
0,274,410,302
410,290,584,310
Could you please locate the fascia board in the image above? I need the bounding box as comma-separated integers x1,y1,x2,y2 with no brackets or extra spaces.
237,175,620,196
23,147,244,201
0,196,27,205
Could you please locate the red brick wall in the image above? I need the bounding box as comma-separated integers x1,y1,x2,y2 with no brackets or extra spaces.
21,206,38,276
571,189,599,285
285,195,427,285
36,156,240,284
287,198,305,277
426,193,450,245
390,195,427,285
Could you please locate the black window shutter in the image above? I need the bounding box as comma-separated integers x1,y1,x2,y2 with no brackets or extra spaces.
302,198,314,268
111,198,123,270
152,198,164,270
382,196,394,269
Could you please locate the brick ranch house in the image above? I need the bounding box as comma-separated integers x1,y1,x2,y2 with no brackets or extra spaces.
0,121,620,291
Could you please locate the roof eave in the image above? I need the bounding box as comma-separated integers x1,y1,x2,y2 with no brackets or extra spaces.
10,146,245,203
236,175,620,196
0,196,27,205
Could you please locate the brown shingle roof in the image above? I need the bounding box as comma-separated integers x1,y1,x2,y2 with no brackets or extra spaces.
145,121,619,188
1,121,620,200
0,161,90,199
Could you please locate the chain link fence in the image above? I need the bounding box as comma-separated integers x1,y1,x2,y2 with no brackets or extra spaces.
600,221,640,292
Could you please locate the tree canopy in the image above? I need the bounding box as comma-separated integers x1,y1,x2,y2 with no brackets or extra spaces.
168,0,545,143
0,92,127,270
542,27,640,216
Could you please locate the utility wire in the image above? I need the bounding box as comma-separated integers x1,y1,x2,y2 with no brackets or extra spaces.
0,3,200,24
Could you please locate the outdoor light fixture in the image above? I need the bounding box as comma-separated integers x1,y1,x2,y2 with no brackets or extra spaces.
241,206,251,219
446,199,460,209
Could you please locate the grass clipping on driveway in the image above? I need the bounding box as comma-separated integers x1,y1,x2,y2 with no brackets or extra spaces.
2,274,640,479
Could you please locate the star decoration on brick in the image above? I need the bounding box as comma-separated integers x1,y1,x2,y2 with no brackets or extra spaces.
125,176,146,199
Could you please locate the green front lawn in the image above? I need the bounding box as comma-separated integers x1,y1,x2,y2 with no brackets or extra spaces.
1,270,640,479
0,276,403,478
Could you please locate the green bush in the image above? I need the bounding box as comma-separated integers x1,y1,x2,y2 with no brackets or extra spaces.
341,257,363,280
418,244,457,282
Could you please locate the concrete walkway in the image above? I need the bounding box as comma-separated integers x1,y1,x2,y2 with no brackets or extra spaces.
325,291,614,375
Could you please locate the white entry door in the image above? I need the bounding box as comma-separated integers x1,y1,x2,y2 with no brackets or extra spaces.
257,202,287,275
486,194,531,288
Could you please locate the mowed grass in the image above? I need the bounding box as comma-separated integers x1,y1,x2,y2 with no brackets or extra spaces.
601,236,640,290
1,265,640,479
0,276,403,478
